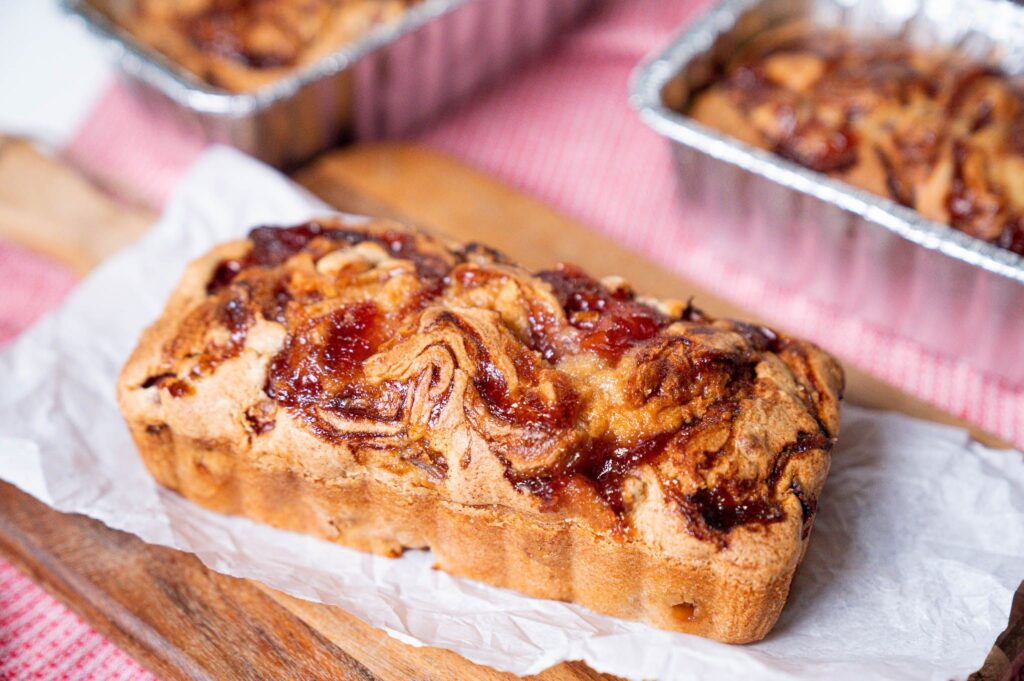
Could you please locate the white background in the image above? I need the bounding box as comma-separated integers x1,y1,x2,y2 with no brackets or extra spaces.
0,0,112,145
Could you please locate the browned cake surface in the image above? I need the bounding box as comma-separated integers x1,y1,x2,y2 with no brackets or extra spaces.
690,25,1024,256
99,0,417,91
118,217,843,642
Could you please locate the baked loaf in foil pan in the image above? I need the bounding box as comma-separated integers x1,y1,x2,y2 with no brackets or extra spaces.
98,0,422,93
65,0,597,166
691,24,1024,257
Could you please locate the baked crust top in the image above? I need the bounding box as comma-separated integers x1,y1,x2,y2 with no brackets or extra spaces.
690,25,1024,256
102,0,416,92
119,218,843,572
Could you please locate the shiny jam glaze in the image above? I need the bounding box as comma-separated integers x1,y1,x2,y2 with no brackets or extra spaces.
536,264,669,362
666,479,784,548
145,221,837,543
509,432,675,519
265,301,406,431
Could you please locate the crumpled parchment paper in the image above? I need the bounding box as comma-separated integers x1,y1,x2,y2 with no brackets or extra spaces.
1,147,1022,681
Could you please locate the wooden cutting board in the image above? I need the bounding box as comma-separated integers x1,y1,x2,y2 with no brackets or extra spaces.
0,137,1018,680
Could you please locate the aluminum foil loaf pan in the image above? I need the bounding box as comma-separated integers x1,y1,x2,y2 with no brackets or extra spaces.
64,0,597,167
630,0,1024,386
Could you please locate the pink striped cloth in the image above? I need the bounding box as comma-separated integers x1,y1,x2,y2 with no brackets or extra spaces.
0,0,1018,678
0,561,146,681
0,243,150,680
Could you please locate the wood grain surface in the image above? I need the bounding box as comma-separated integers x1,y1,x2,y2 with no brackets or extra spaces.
0,137,1019,680
0,484,376,681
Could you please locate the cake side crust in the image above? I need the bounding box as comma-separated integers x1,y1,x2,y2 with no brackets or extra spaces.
125,413,801,643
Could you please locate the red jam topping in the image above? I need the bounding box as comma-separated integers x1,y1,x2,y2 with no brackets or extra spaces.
207,222,454,294
154,222,834,543
669,479,784,547
510,432,675,520
536,264,668,362
264,301,400,434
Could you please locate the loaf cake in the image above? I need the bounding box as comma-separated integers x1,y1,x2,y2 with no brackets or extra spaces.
117,217,844,643
97,0,417,92
689,25,1024,256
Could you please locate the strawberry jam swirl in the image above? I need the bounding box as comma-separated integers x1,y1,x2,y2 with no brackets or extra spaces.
140,220,840,544
177,0,416,69
692,28,1024,254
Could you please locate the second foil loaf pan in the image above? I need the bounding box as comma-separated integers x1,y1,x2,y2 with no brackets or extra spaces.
630,0,1024,386
65,0,598,167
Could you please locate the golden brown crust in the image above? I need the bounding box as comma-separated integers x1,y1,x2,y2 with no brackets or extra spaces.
97,0,417,92
117,217,844,642
689,24,1024,256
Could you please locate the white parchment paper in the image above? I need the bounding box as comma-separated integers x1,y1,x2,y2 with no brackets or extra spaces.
1,147,1022,681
